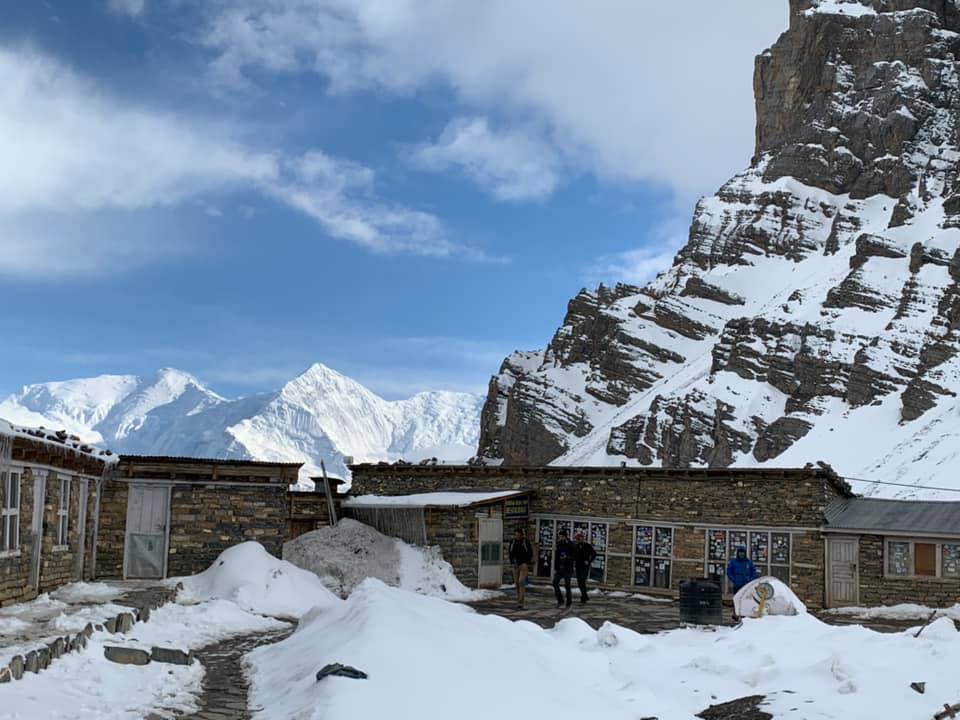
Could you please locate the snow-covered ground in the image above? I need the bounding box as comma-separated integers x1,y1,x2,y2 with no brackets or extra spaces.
249,579,960,720
825,603,960,622
283,519,494,601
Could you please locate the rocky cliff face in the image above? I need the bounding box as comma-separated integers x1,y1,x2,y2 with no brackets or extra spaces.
478,0,960,497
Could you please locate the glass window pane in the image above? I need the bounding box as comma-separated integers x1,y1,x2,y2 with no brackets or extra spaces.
2,516,8,551
590,523,607,550
573,521,589,541
635,526,653,556
887,541,910,576
915,543,937,577
589,553,606,583
708,530,727,561
772,533,790,564
750,532,769,564
10,474,18,509
538,519,554,547
537,550,552,578
942,544,960,579
556,519,571,540
634,557,651,587
729,531,748,558
654,559,671,589
707,562,725,585
655,527,673,558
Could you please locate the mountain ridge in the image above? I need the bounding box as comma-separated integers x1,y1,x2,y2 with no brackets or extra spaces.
477,0,960,499
0,363,483,486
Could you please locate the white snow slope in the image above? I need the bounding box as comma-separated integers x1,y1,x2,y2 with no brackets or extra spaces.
0,364,483,484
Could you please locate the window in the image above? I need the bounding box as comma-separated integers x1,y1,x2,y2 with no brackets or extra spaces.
534,517,609,583
633,525,673,589
1,471,20,553
57,478,70,547
886,539,960,579
705,528,792,593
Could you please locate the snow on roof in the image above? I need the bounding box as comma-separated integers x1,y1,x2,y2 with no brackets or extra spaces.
0,418,116,465
343,490,528,509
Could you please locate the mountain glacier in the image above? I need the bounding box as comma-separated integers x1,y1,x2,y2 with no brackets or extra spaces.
478,0,960,499
0,365,483,486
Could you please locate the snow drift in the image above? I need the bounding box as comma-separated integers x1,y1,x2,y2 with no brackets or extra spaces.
283,519,489,601
178,541,341,619
248,578,960,720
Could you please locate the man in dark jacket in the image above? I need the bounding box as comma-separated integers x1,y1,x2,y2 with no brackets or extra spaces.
573,532,597,604
508,527,533,608
726,546,759,595
552,529,575,608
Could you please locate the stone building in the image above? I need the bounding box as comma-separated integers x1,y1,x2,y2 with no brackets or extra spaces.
341,489,533,588
824,498,960,608
0,422,113,606
96,456,301,580
288,476,346,540
346,463,960,610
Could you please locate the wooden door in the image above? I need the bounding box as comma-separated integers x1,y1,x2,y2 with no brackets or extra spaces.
477,518,503,588
827,536,859,607
124,484,170,579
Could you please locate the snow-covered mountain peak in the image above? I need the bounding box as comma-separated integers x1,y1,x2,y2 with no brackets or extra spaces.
0,364,483,486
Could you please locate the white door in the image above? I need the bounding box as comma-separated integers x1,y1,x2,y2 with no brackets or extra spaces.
124,484,170,579
477,518,503,588
30,473,46,589
827,536,859,607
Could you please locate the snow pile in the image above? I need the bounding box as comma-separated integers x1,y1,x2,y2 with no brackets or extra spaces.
733,577,807,618
248,581,960,720
825,603,960,622
283,519,490,601
178,541,340,619
805,0,877,17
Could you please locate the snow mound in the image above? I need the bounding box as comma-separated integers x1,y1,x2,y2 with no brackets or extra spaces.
283,518,491,601
248,578,960,720
178,541,340,619
733,577,807,618
825,603,960,622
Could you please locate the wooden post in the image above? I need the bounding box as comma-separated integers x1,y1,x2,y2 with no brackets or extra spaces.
320,461,337,527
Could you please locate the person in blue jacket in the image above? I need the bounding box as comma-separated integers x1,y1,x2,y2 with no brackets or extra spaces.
726,546,759,594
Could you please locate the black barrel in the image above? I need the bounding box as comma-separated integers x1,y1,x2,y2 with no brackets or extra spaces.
679,579,723,625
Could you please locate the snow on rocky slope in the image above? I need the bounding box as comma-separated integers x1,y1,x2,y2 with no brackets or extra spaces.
0,364,483,484
478,0,960,498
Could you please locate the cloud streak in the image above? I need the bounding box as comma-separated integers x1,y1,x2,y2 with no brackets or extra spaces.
0,46,487,278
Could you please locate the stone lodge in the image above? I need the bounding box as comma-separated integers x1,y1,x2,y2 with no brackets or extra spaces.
348,463,960,610
96,455,301,580
0,422,113,607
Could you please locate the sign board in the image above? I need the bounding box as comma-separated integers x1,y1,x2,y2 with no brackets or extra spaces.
504,496,529,519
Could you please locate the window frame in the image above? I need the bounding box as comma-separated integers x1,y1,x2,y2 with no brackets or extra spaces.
630,523,675,590
533,515,609,583
56,477,71,549
703,527,795,594
884,537,960,580
0,470,21,556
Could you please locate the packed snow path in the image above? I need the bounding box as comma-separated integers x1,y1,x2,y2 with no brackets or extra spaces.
175,625,294,720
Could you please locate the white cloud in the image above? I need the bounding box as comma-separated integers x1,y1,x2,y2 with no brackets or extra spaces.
408,117,562,201
107,0,146,17
587,217,689,285
0,47,484,277
199,1,788,199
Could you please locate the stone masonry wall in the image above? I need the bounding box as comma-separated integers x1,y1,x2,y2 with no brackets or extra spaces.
94,480,128,579
857,535,960,607
39,471,85,593
351,466,841,606
0,468,37,607
166,484,287,577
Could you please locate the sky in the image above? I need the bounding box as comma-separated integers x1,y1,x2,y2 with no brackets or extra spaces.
0,0,788,400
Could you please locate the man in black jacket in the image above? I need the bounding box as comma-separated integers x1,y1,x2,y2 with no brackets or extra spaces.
574,532,598,604
508,527,533,608
552,529,575,608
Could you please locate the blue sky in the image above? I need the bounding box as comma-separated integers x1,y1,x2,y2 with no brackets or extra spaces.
0,0,786,400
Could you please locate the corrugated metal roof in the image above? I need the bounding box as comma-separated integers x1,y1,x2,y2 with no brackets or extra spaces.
825,497,960,536
118,455,303,468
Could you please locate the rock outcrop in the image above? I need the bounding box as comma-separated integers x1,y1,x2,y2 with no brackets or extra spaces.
478,0,960,497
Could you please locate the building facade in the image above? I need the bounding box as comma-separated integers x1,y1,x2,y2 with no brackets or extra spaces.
349,464,854,609
0,424,111,606
96,456,301,580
